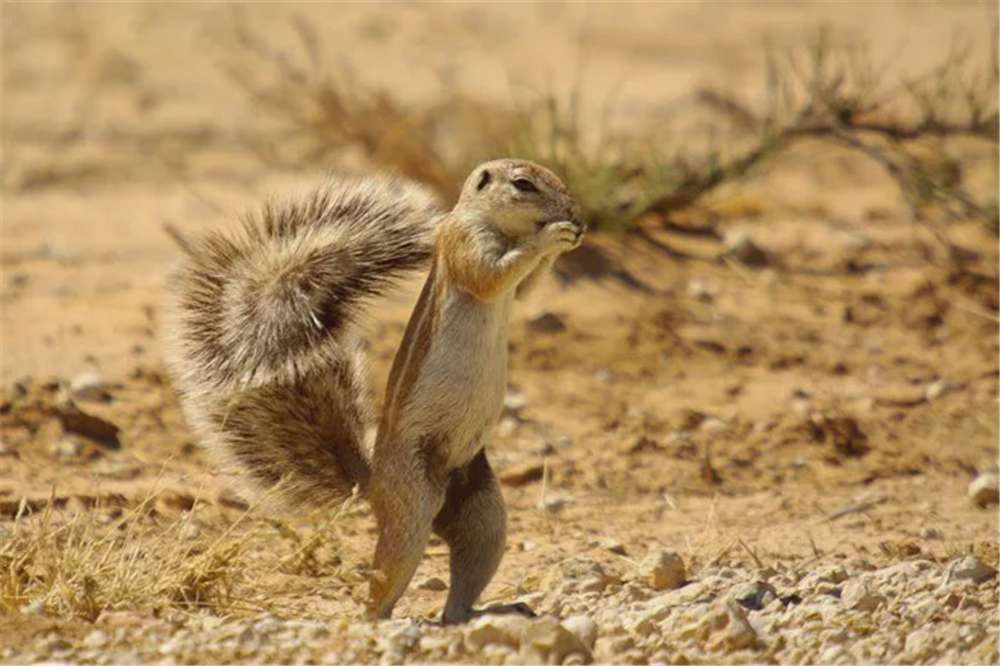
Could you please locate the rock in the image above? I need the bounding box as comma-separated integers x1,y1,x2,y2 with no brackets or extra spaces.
54,404,121,449
876,559,935,584
872,384,926,408
813,582,840,597
522,616,591,664
464,614,529,651
602,539,627,556
924,379,959,401
70,371,112,403
688,278,717,303
503,391,528,415
546,559,617,595
595,635,635,660
381,621,422,659
968,473,999,507
528,312,567,334
496,416,519,438
840,578,884,611
722,600,760,650
158,634,187,656
417,576,447,591
735,580,778,611
700,417,729,434
947,555,997,585
638,550,686,591
904,625,939,660
616,580,651,603
562,615,598,651
723,230,769,267
819,645,850,662
82,630,109,648
703,600,760,651
578,576,610,593
307,624,331,641
628,617,657,637
42,637,73,653
50,437,84,460
539,496,568,514
253,615,282,635
817,565,850,584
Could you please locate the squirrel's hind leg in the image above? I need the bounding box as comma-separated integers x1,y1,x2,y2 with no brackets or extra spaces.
433,449,520,625
367,454,444,620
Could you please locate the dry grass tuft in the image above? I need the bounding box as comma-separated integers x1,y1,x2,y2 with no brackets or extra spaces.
221,16,680,230
223,18,997,246
0,486,357,622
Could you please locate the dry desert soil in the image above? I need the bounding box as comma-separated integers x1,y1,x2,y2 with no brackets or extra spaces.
1,3,998,664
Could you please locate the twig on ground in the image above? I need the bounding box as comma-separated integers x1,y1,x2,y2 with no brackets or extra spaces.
819,496,887,523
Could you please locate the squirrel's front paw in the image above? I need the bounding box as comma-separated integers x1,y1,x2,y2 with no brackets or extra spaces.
537,220,584,255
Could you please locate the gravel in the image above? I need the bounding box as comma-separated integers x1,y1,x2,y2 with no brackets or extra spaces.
7,554,997,664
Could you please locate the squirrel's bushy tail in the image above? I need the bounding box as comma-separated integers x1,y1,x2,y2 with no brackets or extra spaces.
164,175,442,506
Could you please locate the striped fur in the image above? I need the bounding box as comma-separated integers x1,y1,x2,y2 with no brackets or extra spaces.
164,159,583,623
164,174,442,504
364,160,582,621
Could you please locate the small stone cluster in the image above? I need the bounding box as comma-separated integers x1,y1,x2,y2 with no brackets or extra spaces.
6,549,996,664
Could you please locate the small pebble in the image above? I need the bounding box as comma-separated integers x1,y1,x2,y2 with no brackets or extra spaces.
417,576,447,591
924,379,958,401
735,580,778,611
968,473,999,507
527,312,567,334
724,230,769,267
50,438,83,460
840,578,885,611
562,615,598,651
948,556,997,585
603,539,627,555
638,550,686,591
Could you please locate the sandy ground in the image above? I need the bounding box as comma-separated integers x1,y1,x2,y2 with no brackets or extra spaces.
2,2,998,663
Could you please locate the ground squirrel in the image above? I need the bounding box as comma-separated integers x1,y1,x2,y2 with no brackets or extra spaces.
165,159,583,624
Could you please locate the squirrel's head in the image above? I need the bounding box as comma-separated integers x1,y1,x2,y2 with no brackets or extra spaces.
455,159,582,239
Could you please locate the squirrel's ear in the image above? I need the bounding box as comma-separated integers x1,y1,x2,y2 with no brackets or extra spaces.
476,169,492,191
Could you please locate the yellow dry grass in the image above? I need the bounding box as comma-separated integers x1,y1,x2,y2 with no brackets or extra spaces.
0,484,360,622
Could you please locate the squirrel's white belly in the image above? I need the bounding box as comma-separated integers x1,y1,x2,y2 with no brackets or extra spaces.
407,291,511,468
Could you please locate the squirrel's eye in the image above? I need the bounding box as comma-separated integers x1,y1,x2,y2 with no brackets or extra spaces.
511,178,539,193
